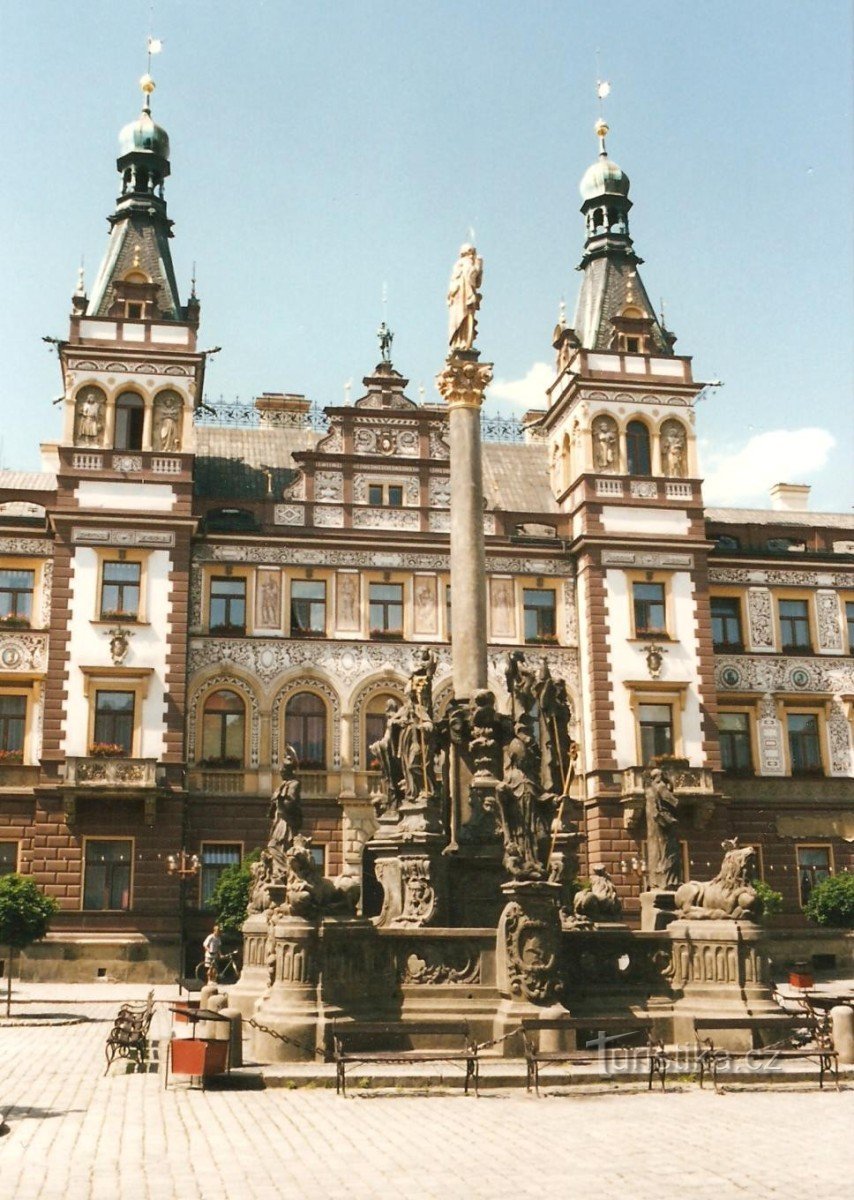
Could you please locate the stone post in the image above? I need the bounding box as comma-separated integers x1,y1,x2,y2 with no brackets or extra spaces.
436,350,493,702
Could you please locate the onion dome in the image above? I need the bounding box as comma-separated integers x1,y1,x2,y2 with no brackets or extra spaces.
579,120,630,200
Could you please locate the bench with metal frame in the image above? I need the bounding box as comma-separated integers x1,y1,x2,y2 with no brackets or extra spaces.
693,1013,839,1091
520,1015,668,1095
104,990,156,1074
331,1020,480,1096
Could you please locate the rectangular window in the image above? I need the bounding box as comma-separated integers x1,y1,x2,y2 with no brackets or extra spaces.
290,580,326,637
445,584,452,641
0,841,18,876
796,845,832,907
718,711,752,775
369,583,403,637
367,483,404,507
0,568,35,627
83,839,132,910
778,598,811,652
310,845,327,872
387,485,403,508
639,703,674,763
846,601,854,652
523,589,557,643
200,843,241,908
0,695,26,758
711,597,743,650
787,712,823,776
93,690,134,755
209,577,246,635
100,561,141,620
368,484,384,506
633,582,667,636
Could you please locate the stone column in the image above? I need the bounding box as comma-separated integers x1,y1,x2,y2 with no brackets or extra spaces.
436,350,493,702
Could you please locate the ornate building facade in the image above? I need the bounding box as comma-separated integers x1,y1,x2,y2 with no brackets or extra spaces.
0,93,851,978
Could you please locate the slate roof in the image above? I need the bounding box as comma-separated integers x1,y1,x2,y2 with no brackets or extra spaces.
573,256,670,353
482,443,555,513
194,426,319,500
0,470,57,491
706,508,854,530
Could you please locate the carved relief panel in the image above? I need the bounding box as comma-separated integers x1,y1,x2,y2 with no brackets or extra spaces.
152,389,183,452
757,693,785,775
747,587,774,651
255,570,282,631
335,571,361,633
74,385,106,446
413,575,438,636
660,419,687,478
815,590,843,652
489,576,516,639
591,414,619,473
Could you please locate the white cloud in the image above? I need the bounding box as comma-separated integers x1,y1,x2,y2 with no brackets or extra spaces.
488,362,552,411
702,428,835,506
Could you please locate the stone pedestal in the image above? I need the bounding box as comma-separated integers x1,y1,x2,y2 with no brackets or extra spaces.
229,912,272,1017
830,1005,854,1064
493,880,569,1055
372,832,448,927
639,888,678,931
250,917,321,1062
668,919,783,1049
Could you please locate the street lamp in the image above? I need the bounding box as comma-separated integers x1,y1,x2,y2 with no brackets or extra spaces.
166,850,200,993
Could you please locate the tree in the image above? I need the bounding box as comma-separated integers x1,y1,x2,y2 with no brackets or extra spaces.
804,874,854,928
0,874,59,1016
751,879,784,918
209,849,260,939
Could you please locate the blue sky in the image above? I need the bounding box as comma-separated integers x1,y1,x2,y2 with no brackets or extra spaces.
2,1,852,510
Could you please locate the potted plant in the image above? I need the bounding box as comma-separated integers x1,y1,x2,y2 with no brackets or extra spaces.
89,743,127,758
0,749,24,765
0,614,30,630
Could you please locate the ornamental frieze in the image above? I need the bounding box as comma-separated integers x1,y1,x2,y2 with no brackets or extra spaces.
709,566,854,587
191,544,575,576
715,654,854,695
0,537,53,557
0,632,48,673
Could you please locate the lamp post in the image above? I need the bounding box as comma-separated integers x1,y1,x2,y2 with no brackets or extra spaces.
166,850,200,993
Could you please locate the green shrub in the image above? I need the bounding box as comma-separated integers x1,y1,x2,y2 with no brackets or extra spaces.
752,879,783,917
209,849,261,938
0,874,59,1015
804,874,854,928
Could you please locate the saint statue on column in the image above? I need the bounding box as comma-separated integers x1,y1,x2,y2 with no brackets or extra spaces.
447,244,483,352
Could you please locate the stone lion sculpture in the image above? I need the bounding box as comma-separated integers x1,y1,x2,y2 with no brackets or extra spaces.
282,835,360,919
675,839,763,921
573,864,623,922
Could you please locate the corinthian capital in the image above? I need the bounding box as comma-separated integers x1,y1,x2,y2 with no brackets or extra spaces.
435,354,494,410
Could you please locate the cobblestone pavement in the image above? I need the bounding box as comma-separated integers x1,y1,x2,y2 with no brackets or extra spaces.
1,986,852,1200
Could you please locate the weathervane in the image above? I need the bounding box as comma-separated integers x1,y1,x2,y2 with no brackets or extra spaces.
595,56,611,154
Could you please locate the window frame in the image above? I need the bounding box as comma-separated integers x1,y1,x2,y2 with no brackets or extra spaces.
99,559,142,622
795,843,834,908
199,841,243,909
368,580,405,639
113,391,145,452
628,683,688,766
632,580,668,638
717,708,755,776
82,836,134,912
784,708,825,777
0,839,20,876
200,688,247,767
710,594,745,652
775,593,814,654
522,587,557,645
81,669,151,759
284,690,328,770
0,566,36,627
626,419,652,477
289,579,327,638
208,574,248,636
366,481,408,508
92,689,136,755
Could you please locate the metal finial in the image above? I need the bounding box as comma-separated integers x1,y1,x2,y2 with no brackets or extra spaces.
75,261,86,297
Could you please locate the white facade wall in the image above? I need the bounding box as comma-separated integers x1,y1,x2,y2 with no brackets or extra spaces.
74,481,176,512
62,546,172,759
605,568,705,769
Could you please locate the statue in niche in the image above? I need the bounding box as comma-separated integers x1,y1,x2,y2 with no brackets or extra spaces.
644,766,682,890
447,243,483,352
267,753,303,881
573,864,623,923
260,575,280,626
535,660,575,796
154,392,182,452
338,574,358,628
75,387,105,445
661,421,686,477
592,414,618,472
675,839,763,922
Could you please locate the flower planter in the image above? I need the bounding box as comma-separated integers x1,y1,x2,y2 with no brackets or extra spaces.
789,961,815,990
170,1037,228,1077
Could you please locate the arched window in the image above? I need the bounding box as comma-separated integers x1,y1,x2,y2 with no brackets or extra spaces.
365,693,400,769
626,420,651,476
285,692,327,769
114,392,145,450
201,690,245,766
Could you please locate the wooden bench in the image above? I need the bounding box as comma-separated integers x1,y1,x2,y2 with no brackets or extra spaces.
104,990,155,1074
521,1016,667,1095
693,1014,839,1091
331,1020,479,1096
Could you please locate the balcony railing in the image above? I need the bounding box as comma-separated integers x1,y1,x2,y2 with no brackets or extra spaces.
620,762,716,831
65,757,158,789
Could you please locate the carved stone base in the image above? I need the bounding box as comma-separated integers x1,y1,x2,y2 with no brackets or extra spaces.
495,881,565,1009
250,917,321,1062
228,912,273,1017
639,889,678,931
492,997,573,1058
668,919,784,1050
372,835,448,927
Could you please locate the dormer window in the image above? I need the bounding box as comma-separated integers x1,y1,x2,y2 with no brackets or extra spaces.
624,336,640,353
125,302,144,320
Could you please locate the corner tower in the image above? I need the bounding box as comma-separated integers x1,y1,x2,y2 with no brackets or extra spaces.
538,120,724,918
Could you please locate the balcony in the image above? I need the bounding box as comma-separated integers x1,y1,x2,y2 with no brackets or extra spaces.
0,762,40,789
620,762,716,831
65,757,158,789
